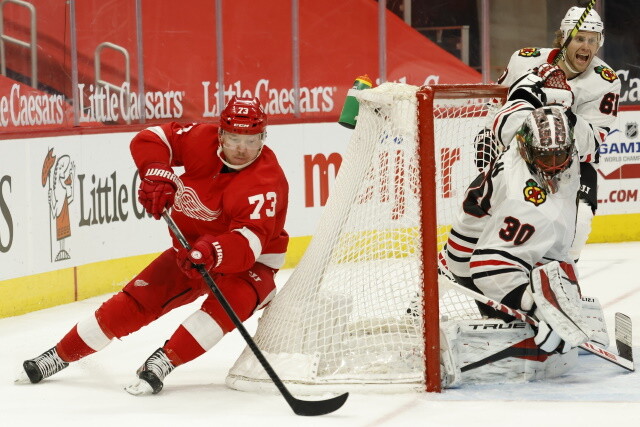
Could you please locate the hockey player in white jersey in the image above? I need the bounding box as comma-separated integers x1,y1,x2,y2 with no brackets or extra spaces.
439,106,607,385
485,6,621,262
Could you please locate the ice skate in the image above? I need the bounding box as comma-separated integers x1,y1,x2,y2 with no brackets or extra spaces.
125,348,176,396
15,347,69,384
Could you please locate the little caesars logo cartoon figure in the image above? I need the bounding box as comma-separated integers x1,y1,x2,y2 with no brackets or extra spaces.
42,148,75,262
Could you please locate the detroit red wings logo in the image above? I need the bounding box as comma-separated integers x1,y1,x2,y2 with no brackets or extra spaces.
523,179,546,206
518,47,541,57
173,179,221,221
594,65,618,83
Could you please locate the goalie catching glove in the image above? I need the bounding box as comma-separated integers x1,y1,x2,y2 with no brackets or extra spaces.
520,261,590,353
508,63,574,110
176,235,222,279
138,163,179,219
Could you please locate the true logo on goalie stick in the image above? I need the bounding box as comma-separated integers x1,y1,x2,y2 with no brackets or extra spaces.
594,65,618,83
518,47,541,57
523,179,546,206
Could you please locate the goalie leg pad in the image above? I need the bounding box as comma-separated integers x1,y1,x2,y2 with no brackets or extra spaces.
444,318,578,385
440,324,461,388
581,296,609,348
530,261,590,347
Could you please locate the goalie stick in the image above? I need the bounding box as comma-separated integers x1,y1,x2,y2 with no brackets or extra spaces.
438,274,634,372
162,212,348,416
552,0,597,66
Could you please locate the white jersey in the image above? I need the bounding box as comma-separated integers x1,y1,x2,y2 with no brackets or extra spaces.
493,47,621,163
444,143,580,304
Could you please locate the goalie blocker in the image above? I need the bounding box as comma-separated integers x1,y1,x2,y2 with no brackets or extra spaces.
440,262,607,387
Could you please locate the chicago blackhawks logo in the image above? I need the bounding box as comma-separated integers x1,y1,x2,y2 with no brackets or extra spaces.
523,179,546,206
518,47,541,57
594,65,618,83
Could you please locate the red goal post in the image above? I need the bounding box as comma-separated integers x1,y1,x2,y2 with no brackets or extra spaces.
418,84,508,391
226,83,508,395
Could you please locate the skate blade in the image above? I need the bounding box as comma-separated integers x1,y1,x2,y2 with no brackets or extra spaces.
14,368,31,385
124,378,155,396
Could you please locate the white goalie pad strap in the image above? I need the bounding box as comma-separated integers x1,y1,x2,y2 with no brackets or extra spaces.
76,315,112,351
581,296,610,348
530,261,589,347
181,310,224,351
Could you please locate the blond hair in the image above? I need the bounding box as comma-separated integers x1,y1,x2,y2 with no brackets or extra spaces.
553,30,563,48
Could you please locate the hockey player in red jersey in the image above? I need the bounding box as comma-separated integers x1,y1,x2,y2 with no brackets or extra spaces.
16,96,290,395
482,6,620,263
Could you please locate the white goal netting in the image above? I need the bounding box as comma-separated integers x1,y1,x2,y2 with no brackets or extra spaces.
226,82,506,394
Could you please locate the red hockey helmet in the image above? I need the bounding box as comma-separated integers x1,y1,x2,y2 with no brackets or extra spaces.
220,96,267,135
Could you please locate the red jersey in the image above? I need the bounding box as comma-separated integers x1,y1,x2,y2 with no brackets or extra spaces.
130,122,289,273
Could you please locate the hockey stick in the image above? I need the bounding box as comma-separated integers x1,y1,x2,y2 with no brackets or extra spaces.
552,0,597,66
438,274,634,371
163,212,348,416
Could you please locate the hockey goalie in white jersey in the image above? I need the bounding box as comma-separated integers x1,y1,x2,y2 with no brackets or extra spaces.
439,106,609,386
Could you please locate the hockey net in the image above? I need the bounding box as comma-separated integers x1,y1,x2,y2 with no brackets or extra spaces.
226,83,508,394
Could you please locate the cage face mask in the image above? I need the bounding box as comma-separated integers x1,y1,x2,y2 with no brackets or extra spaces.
516,107,576,193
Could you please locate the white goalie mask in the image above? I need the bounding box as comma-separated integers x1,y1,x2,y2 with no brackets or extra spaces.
516,106,576,194
560,6,604,47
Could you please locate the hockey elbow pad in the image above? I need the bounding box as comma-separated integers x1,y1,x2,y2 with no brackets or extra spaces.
507,73,545,109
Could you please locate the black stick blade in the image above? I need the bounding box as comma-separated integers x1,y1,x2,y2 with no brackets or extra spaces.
615,312,634,364
291,392,349,416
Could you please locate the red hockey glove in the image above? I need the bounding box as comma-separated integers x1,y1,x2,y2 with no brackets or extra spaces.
176,235,221,279
138,163,179,220
533,63,574,109
535,63,569,88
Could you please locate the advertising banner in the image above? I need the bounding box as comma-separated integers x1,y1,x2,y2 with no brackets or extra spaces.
597,109,640,214
1,111,639,315
0,124,353,281
0,0,482,132
0,132,171,280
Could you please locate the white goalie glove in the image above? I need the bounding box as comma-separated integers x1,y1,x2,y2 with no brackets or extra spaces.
521,261,590,354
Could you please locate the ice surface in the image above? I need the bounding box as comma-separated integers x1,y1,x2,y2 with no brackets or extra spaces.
2,242,639,426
